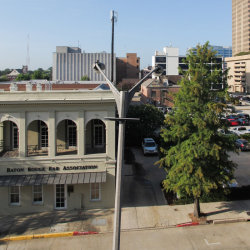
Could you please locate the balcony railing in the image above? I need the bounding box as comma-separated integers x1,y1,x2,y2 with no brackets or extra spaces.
0,140,19,158
56,144,77,155
27,145,48,157
0,148,19,158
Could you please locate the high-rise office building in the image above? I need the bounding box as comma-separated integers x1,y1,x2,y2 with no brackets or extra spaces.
232,0,250,56
210,45,232,58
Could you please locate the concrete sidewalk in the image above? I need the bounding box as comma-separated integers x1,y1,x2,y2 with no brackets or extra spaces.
1,200,250,241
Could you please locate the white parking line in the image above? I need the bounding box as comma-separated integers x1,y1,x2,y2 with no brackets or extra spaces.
204,238,221,246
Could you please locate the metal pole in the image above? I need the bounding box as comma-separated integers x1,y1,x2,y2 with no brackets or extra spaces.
93,62,162,250
111,10,114,83
112,91,127,250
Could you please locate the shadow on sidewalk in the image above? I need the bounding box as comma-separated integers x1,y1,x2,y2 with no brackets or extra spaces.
202,200,250,218
0,208,113,238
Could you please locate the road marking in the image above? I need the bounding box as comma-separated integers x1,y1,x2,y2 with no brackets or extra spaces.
204,239,221,246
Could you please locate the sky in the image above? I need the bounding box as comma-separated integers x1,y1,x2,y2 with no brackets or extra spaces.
0,0,232,70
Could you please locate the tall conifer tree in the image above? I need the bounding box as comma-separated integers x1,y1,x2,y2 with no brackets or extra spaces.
158,42,237,217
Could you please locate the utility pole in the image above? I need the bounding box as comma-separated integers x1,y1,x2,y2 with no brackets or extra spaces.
111,10,117,83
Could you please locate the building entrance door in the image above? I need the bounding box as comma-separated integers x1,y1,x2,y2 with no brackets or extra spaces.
55,184,67,209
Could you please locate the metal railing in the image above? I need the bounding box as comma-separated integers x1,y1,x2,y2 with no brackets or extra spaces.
27,145,48,157
56,144,77,155
0,140,19,158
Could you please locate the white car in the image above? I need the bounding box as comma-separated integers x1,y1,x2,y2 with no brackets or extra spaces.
232,127,250,136
142,138,158,155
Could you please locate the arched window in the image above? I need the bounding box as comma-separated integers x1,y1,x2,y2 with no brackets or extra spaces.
0,121,19,158
27,120,48,156
86,119,106,154
56,119,77,155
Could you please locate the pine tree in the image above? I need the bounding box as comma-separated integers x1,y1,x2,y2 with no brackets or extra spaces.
158,42,237,218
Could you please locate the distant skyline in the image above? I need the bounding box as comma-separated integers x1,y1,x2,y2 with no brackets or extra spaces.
0,0,232,70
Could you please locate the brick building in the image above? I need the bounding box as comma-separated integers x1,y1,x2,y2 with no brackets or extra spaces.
116,53,140,84
141,77,181,107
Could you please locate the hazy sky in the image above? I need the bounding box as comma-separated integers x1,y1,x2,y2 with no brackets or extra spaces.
0,0,232,70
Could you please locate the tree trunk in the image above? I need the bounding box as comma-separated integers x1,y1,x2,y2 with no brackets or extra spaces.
193,197,201,218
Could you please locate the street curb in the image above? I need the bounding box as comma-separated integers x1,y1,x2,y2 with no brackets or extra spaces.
0,231,98,242
176,222,199,227
213,217,247,224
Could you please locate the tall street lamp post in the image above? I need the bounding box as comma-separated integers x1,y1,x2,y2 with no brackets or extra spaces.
93,62,163,250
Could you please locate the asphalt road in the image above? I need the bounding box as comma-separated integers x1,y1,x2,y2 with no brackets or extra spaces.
2,222,250,250
231,151,250,186
121,147,167,207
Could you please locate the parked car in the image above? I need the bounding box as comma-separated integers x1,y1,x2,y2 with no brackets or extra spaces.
166,107,173,113
232,127,250,136
235,139,250,151
227,119,239,126
240,96,250,102
218,129,234,136
237,113,250,120
142,138,158,155
156,107,165,113
226,115,238,120
237,118,249,126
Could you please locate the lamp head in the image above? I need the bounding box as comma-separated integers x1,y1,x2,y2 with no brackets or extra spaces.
93,61,105,73
153,65,164,77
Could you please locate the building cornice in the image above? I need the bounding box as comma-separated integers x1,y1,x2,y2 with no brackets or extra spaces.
0,90,115,105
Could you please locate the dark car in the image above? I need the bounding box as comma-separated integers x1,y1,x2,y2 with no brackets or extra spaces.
226,115,237,120
235,139,250,151
238,118,249,126
237,113,250,120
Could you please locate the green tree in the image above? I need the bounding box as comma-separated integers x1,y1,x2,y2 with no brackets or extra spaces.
125,104,165,146
0,75,8,82
158,42,237,218
0,68,11,76
31,69,43,79
15,73,31,81
81,75,90,81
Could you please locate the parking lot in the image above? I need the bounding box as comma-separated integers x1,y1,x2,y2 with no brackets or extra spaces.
231,151,250,186
226,106,250,186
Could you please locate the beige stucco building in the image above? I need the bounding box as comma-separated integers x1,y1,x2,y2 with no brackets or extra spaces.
0,83,116,215
232,0,250,56
225,55,250,93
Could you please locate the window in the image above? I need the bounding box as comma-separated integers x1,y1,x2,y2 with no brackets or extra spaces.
93,120,105,147
33,185,43,204
90,183,101,201
67,120,76,147
40,121,48,148
151,91,156,98
12,123,19,149
155,57,166,63
10,186,20,205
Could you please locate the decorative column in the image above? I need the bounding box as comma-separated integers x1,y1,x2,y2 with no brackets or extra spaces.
106,109,116,159
19,112,27,158
77,111,84,156
0,122,4,152
48,111,56,157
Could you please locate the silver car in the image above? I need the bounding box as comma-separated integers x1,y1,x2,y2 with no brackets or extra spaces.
142,138,158,155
